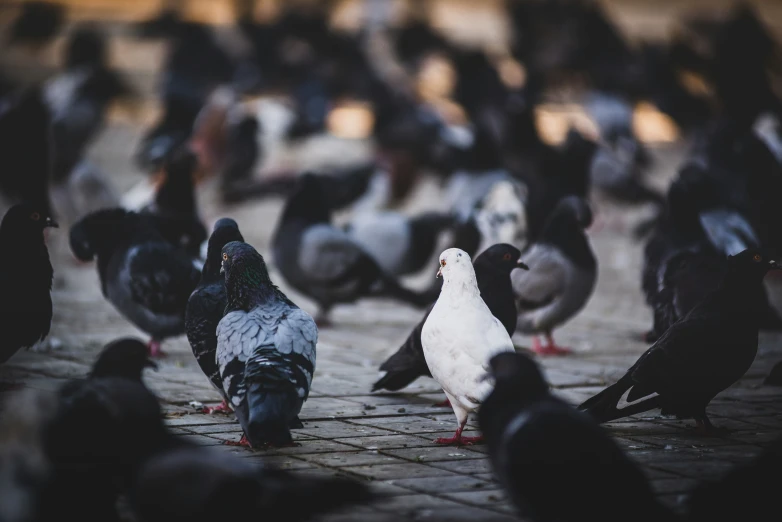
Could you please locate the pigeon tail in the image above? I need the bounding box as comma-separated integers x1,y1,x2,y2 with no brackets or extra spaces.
373,332,431,392
577,375,661,423
245,381,301,447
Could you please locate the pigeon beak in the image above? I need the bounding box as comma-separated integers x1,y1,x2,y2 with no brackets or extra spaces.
436,266,443,278
770,260,782,270
45,217,59,228
516,261,529,270
220,264,225,274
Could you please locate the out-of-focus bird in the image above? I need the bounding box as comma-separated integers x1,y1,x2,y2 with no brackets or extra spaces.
69,209,200,357
0,203,58,364
5,1,65,48
272,174,436,325
513,196,597,355
421,248,515,445
479,352,675,522
217,241,317,448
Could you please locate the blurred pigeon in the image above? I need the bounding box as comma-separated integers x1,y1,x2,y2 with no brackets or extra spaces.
421,248,515,445
479,352,674,522
345,211,455,277
373,244,527,392
0,203,58,364
579,249,781,432
129,444,374,522
141,148,207,260
6,1,65,47
185,218,245,413
513,196,597,355
272,174,436,325
217,241,317,448
69,208,200,357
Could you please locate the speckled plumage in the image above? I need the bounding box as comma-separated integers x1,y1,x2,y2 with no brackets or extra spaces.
216,241,317,447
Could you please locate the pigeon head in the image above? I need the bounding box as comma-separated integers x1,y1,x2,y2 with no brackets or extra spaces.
554,196,593,229
203,218,244,279
90,337,157,380
221,241,277,310
0,203,58,241
726,248,782,278
436,248,477,286
69,208,130,261
488,352,549,400
280,173,331,225
474,244,528,274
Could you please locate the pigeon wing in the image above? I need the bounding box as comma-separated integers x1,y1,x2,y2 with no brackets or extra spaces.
126,243,200,315
512,245,566,310
298,224,367,283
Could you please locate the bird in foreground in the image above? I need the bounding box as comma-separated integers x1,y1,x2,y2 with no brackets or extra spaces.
0,203,58,364
479,352,675,522
40,338,164,522
185,218,245,414
70,208,200,357
272,174,436,325
421,248,515,445
687,435,782,522
217,241,317,448
512,196,597,355
579,248,781,432
129,444,375,522
141,147,207,261
372,243,527,393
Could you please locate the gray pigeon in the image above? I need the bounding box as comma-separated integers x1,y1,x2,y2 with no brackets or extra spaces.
216,241,317,448
513,196,597,355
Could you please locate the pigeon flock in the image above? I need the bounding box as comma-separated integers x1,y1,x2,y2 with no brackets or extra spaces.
1,1,782,521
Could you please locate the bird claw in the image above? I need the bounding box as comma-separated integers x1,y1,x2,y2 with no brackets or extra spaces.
147,340,165,358
434,434,483,446
202,400,231,414
223,435,251,447
432,399,451,408
532,344,571,356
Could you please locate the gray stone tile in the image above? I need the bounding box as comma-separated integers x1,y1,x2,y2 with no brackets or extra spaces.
389,475,495,493
382,446,486,463
298,451,403,468
340,463,460,480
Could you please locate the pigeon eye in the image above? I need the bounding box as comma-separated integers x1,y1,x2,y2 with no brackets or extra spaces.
440,259,446,266
754,254,763,262
503,253,511,261
223,253,229,261
30,212,40,221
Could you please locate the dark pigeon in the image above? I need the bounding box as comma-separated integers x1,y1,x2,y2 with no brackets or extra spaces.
0,203,58,364
687,436,782,522
69,208,200,357
579,248,782,432
512,196,597,355
479,352,675,522
220,114,261,197
216,241,317,448
129,444,374,522
6,1,65,47
372,243,527,392
272,174,436,325
38,338,164,522
185,218,244,413
141,147,207,260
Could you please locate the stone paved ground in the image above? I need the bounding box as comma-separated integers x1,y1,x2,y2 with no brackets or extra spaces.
2,2,782,521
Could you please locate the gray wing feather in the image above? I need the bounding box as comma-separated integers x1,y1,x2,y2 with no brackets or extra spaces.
298,224,363,282
512,245,567,304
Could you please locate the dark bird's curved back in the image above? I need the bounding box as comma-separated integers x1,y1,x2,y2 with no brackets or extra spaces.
201,218,244,283
473,244,523,334
90,337,157,380
539,196,596,270
278,174,332,227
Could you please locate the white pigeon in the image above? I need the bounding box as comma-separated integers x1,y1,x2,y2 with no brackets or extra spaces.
421,248,515,445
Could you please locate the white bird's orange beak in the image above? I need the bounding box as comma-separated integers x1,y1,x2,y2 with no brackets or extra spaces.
436,266,443,278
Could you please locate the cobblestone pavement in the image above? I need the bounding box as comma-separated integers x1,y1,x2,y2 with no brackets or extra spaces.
2,5,782,521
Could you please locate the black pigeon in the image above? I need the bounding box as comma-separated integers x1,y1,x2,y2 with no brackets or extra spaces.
217,241,317,448
579,248,782,432
38,338,164,522
372,244,527,392
129,444,374,522
0,203,58,364
220,114,261,197
478,352,674,522
764,360,782,386
687,436,782,522
185,218,244,413
6,1,65,47
0,87,53,215
141,147,207,260
69,208,200,357
272,174,436,325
